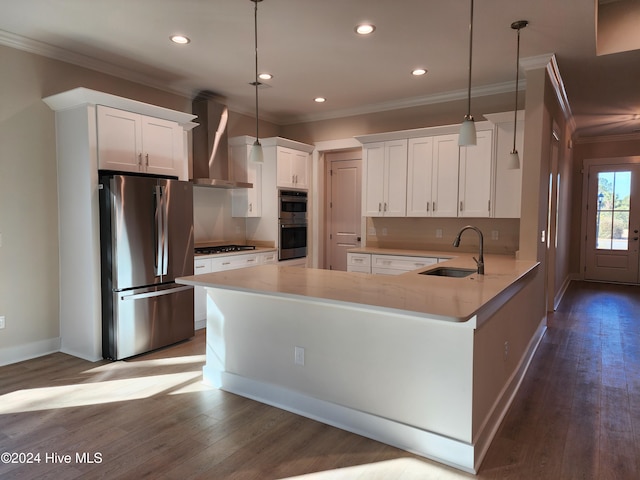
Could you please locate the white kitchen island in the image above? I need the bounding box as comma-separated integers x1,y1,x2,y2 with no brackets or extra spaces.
177,254,543,473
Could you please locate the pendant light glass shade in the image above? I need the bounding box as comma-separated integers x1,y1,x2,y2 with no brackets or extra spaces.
459,0,476,146
250,139,264,163
459,115,477,146
507,150,520,169
250,0,264,163
508,20,528,170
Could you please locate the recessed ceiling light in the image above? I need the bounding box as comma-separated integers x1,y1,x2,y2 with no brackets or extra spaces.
258,73,273,80
314,97,326,103
355,24,376,35
412,68,427,76
170,35,190,45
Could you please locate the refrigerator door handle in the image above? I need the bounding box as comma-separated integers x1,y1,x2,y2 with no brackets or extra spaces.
161,185,169,277
119,285,193,301
154,185,169,277
154,185,164,277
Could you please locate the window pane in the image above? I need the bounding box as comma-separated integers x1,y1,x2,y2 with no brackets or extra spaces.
597,211,612,249
596,171,631,251
612,211,629,250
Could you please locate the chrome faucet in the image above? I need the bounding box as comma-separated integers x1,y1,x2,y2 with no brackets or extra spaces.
453,225,485,275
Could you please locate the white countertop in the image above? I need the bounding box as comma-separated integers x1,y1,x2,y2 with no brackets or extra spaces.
194,246,277,259
178,254,538,322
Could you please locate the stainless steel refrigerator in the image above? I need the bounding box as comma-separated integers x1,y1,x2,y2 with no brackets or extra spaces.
99,172,195,360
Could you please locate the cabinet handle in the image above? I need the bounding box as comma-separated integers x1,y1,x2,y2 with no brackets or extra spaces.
460,201,463,211
427,202,430,212
195,265,205,269
222,262,231,266
378,202,382,212
145,153,149,166
138,153,142,166
247,258,256,263
433,202,436,212
384,202,388,212
488,200,491,211
249,203,252,212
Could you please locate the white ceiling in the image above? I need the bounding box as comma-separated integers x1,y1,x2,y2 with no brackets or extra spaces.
2,0,640,138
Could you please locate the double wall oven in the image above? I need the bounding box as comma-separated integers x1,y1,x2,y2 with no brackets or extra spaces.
279,190,307,261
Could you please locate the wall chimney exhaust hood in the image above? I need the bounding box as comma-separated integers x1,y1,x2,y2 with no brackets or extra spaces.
191,92,252,189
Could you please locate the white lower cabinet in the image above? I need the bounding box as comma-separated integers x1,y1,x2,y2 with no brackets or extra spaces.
347,252,440,275
194,250,276,329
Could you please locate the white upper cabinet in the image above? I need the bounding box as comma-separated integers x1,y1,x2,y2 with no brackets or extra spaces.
431,134,460,217
230,142,262,217
277,146,309,189
358,114,521,220
97,105,184,178
363,139,408,217
458,129,493,218
406,133,460,218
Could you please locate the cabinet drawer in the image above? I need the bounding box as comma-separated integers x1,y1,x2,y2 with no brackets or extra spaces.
259,251,277,264
347,253,372,267
194,258,212,274
371,254,438,272
210,253,259,271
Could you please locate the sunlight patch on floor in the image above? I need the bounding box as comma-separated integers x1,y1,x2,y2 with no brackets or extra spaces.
82,354,206,374
0,371,205,414
278,458,472,479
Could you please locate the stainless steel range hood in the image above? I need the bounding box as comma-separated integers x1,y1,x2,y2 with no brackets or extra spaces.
191,92,252,189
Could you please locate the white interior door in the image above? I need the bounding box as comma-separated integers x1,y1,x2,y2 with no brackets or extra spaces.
326,154,362,271
585,163,640,283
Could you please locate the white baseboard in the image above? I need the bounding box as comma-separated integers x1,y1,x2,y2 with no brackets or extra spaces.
205,370,476,474
0,337,61,366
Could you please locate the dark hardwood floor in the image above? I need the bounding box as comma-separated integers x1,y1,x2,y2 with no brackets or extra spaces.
1,281,639,479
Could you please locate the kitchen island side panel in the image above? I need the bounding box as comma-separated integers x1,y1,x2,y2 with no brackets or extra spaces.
203,288,475,443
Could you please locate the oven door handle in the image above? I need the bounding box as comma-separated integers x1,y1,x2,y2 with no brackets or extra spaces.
280,195,307,203
280,223,307,228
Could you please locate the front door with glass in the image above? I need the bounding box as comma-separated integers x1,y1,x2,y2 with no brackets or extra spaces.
585,164,640,283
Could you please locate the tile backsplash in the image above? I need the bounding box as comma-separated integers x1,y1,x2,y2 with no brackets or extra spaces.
366,217,520,255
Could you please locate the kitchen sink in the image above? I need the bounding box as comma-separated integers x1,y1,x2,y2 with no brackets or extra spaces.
419,267,476,278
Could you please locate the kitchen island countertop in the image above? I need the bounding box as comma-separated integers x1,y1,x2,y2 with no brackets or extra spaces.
178,254,538,322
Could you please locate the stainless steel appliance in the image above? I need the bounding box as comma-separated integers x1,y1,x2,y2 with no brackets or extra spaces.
279,190,307,260
99,172,195,360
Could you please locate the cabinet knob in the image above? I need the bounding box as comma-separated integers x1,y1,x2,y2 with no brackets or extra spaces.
145,153,149,166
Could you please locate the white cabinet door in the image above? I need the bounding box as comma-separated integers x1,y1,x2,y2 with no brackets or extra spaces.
259,250,277,264
231,144,262,217
277,147,309,189
97,105,184,178
193,258,212,330
363,142,386,217
141,116,183,177
362,140,407,217
407,137,434,216
458,130,493,217
432,134,460,217
97,106,142,172
384,140,408,216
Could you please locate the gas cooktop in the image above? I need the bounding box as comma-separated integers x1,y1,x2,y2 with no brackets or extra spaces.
194,245,256,255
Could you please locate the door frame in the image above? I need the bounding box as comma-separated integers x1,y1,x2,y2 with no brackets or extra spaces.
324,154,362,270
310,138,363,269
580,155,640,282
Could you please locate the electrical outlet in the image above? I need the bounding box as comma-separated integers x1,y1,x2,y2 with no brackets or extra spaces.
491,230,499,240
436,228,443,238
381,227,388,236
0,316,5,329
503,341,510,361
294,346,305,366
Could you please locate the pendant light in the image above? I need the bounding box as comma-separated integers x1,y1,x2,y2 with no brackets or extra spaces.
508,20,528,170
459,0,476,146
249,0,264,163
